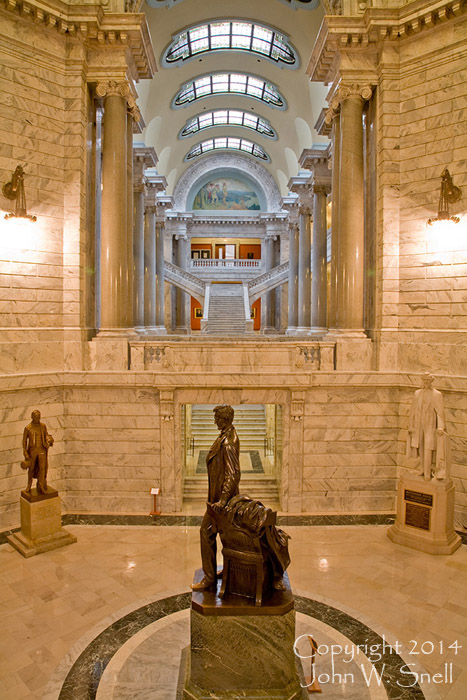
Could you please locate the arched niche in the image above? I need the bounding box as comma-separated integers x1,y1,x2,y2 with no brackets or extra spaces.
172,154,282,212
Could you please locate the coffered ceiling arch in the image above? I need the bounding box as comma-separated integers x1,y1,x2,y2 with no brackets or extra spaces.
138,0,328,197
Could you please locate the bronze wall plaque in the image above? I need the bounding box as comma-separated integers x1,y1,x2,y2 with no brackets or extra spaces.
405,502,431,531
404,489,433,507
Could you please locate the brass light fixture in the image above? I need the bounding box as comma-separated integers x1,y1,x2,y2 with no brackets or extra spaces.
2,165,37,222
428,168,461,226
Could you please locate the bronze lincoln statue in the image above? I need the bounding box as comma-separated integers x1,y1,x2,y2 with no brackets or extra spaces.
192,404,290,598
192,404,240,591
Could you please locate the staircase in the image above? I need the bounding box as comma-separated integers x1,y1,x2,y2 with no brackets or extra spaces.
183,404,280,507
207,285,246,335
190,404,267,451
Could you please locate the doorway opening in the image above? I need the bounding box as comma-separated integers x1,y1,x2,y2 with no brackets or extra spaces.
181,404,282,512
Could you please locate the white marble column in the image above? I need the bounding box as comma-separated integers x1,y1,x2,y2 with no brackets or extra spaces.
297,205,312,333
336,85,372,335
286,222,299,334
262,234,276,334
175,233,188,333
144,200,157,333
311,185,329,334
95,81,129,333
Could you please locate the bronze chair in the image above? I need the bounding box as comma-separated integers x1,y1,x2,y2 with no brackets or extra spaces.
208,503,277,606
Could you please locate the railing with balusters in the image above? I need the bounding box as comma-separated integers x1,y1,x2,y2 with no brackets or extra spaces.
191,258,261,269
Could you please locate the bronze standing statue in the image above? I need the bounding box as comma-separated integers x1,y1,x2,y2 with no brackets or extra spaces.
192,404,290,602
21,410,54,494
192,404,240,591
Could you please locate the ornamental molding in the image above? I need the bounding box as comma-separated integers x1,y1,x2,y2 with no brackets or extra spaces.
172,153,282,212
324,83,372,125
307,1,466,83
2,2,156,80
147,0,320,7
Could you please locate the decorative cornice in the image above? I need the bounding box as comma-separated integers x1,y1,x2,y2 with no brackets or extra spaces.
134,145,158,169
1,3,157,80
299,147,331,171
307,1,466,84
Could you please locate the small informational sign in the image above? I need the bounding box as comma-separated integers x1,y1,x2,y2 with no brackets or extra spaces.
150,487,160,495
405,502,431,531
404,489,433,507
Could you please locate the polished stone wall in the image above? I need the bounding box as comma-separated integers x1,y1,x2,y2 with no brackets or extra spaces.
376,6,467,376
0,9,88,375
1,367,466,532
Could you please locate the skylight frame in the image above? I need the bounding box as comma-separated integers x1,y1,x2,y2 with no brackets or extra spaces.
179,110,277,139
184,137,270,162
162,20,298,68
172,73,286,110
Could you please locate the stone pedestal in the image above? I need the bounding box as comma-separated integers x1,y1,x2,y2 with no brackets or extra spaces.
388,474,461,555
7,488,77,558
182,569,307,700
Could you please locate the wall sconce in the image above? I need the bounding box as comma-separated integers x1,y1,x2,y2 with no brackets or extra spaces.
2,165,37,222
428,168,461,227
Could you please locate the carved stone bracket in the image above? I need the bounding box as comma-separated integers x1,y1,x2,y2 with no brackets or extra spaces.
160,390,174,422
290,391,305,422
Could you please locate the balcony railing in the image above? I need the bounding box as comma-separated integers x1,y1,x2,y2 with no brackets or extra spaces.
191,258,261,269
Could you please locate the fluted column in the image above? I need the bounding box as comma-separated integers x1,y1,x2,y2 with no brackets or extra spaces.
175,233,188,333
336,85,372,335
96,81,129,333
263,234,276,333
297,205,312,333
144,201,157,332
286,222,299,334
311,185,330,333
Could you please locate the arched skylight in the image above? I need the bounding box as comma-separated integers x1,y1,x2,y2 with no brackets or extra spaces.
163,21,297,67
173,73,285,109
185,138,270,162
180,110,276,139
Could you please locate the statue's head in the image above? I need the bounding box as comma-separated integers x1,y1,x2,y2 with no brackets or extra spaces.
421,372,435,388
213,404,234,430
31,410,41,423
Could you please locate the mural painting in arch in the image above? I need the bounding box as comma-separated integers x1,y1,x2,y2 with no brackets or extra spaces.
192,177,261,211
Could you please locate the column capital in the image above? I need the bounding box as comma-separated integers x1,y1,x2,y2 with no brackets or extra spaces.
264,234,278,243
313,183,331,196
335,83,373,108
299,205,311,216
174,234,188,241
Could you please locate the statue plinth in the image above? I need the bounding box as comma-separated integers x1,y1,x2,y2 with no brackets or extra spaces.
181,569,307,700
388,473,461,555
7,488,77,558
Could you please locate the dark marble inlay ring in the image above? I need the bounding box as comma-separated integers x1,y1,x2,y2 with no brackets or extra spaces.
56,593,426,700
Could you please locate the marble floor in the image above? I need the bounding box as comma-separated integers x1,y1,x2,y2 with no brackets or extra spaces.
0,525,466,700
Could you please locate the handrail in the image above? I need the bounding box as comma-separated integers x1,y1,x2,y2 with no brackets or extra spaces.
191,258,261,269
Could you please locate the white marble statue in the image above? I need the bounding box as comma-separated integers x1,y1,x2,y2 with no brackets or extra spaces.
406,373,451,481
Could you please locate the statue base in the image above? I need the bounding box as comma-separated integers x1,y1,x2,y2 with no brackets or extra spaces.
388,474,461,555
7,488,77,558
181,569,307,700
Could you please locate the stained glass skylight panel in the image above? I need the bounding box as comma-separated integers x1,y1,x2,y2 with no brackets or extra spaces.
164,21,297,66
173,74,285,108
185,137,269,161
179,110,276,138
